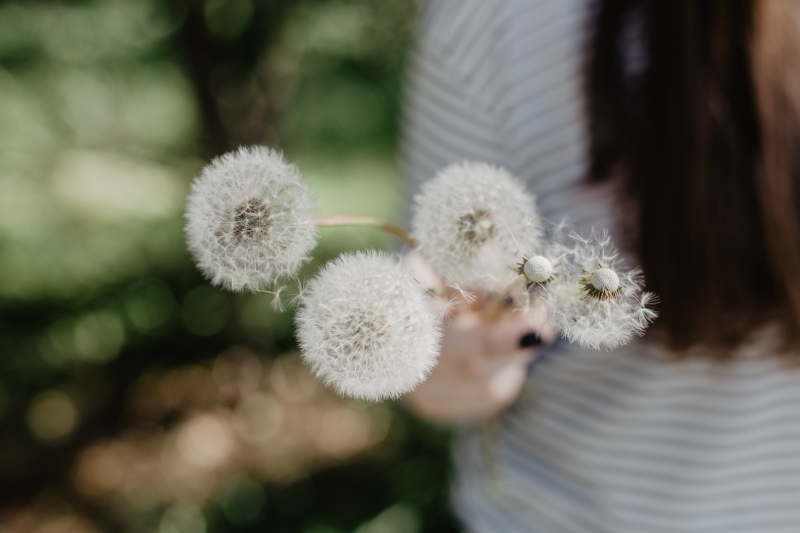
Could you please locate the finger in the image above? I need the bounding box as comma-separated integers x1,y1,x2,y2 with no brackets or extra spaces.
486,360,529,405
465,290,494,312
483,312,536,356
481,348,539,374
401,250,442,289
536,323,557,345
523,305,558,344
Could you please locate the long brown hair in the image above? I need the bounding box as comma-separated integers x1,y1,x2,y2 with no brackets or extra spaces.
587,0,800,354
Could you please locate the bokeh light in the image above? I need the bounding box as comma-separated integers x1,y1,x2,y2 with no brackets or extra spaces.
26,390,78,442
181,287,231,337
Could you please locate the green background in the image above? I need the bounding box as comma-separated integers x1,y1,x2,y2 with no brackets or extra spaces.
0,1,458,531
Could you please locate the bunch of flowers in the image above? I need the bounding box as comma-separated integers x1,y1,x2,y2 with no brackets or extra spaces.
185,147,658,401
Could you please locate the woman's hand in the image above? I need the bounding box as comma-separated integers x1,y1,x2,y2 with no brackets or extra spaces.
401,251,552,422
404,298,549,422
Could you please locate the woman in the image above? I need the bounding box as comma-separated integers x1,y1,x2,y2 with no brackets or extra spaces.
402,0,800,531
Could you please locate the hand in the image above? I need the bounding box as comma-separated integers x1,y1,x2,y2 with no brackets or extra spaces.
404,295,552,423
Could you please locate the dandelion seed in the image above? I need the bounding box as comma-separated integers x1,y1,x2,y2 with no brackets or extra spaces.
184,146,317,292
295,251,442,401
437,293,462,322
444,275,478,305
287,279,308,310
270,285,286,312
548,230,658,350
411,162,540,290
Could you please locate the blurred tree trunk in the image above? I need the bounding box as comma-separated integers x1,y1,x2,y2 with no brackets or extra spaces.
169,0,298,158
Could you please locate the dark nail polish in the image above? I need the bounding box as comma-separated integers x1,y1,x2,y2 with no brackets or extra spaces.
519,332,542,348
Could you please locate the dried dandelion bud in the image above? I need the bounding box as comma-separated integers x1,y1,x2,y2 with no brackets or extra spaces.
581,267,622,301
411,162,540,290
513,239,568,315
591,268,619,292
184,146,317,292
521,255,553,284
549,230,658,350
295,251,442,401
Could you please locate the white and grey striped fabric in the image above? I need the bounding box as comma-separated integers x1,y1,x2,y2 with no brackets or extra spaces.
400,1,800,532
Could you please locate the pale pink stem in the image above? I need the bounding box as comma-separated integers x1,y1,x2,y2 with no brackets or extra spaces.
313,215,417,248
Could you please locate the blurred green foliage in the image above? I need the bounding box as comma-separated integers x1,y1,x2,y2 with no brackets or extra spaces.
0,0,458,532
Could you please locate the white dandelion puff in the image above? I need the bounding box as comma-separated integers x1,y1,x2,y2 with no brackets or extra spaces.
411,162,541,290
295,251,443,401
548,230,658,350
184,146,317,292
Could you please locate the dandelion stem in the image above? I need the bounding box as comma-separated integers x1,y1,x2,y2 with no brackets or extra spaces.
313,215,417,248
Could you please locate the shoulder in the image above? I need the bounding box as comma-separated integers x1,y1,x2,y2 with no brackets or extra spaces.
416,0,527,65
417,0,590,53
414,0,592,107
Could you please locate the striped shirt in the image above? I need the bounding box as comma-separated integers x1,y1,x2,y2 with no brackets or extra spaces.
400,1,800,532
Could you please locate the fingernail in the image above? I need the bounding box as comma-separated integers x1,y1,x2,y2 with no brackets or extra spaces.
519,332,542,348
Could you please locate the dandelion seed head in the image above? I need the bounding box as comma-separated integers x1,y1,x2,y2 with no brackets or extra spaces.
458,208,496,244
411,162,540,289
295,251,442,401
522,255,553,284
184,146,317,292
548,230,658,350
